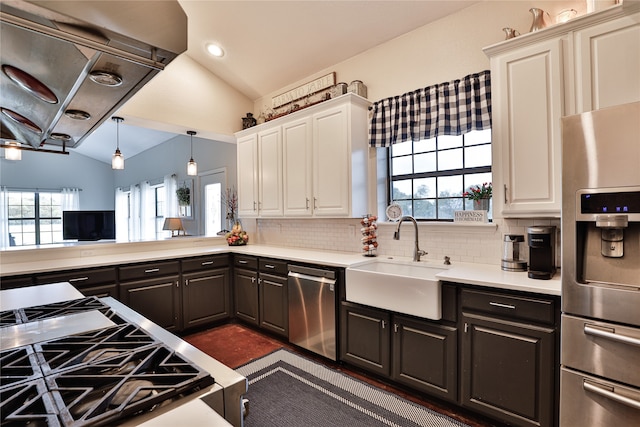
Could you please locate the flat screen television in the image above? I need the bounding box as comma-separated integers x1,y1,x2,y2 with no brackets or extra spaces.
63,210,116,241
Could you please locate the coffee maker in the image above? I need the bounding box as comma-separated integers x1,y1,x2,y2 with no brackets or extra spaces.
527,226,556,279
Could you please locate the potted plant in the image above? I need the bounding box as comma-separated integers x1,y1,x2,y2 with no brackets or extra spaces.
176,185,190,207
463,182,492,210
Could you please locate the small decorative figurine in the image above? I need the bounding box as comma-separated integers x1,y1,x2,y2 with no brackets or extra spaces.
242,113,257,129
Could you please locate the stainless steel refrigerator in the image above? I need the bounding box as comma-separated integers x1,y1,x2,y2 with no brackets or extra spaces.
560,101,640,426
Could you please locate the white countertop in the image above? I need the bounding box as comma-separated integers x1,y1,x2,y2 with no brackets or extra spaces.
0,240,561,296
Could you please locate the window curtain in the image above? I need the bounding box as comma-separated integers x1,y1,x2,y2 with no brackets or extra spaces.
61,188,80,211
139,181,156,240
0,187,9,248
368,70,492,147
129,184,141,240
115,188,129,241
164,174,178,218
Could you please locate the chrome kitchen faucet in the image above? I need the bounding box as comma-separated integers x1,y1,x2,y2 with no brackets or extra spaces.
393,216,427,262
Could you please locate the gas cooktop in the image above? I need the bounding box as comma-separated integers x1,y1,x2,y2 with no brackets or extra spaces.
0,297,215,426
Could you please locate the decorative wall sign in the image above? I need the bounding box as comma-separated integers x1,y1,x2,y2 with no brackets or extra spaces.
272,72,336,108
454,210,488,223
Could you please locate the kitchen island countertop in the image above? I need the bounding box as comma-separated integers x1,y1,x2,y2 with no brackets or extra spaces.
1,239,560,296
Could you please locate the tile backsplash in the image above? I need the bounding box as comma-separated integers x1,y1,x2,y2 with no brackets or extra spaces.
251,217,561,268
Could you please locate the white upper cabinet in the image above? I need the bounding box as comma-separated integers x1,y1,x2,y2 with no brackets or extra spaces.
236,93,371,219
237,133,258,217
573,11,640,112
489,38,565,218
484,4,639,218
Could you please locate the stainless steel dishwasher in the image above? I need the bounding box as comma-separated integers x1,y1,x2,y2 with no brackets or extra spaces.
288,264,337,360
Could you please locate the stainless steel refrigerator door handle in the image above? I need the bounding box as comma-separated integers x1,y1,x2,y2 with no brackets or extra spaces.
583,380,640,410
584,324,640,347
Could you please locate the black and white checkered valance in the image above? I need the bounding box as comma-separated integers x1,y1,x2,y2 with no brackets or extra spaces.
368,70,492,147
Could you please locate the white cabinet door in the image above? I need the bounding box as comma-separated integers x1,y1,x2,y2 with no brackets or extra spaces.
237,134,258,217
257,127,283,216
283,117,313,216
574,12,640,112
312,104,350,216
491,38,564,217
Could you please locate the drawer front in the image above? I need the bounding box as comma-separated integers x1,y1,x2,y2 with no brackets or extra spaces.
562,314,640,387
119,261,180,281
234,255,258,270
259,258,287,276
461,288,556,325
36,267,117,287
182,254,229,273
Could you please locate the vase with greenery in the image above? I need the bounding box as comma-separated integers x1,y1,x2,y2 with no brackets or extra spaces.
222,187,238,232
176,185,191,207
464,182,492,210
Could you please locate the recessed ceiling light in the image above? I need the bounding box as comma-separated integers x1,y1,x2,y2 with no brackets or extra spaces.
206,43,224,57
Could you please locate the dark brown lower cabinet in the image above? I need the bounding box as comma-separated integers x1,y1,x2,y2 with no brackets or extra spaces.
35,267,118,299
392,315,457,402
120,275,181,332
182,268,231,330
340,302,391,376
259,271,288,337
340,302,458,402
234,266,259,326
460,288,558,427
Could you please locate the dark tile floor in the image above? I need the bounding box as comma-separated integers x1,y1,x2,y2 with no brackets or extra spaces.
184,323,500,427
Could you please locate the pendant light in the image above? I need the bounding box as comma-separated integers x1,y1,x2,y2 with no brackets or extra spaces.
187,130,197,176
111,116,125,170
5,141,22,161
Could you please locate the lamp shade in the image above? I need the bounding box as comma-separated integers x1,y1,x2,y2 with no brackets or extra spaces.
163,217,185,236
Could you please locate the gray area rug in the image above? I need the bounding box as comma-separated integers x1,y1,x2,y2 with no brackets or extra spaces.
235,348,470,427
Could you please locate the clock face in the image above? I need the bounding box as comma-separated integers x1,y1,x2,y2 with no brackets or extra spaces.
386,203,403,221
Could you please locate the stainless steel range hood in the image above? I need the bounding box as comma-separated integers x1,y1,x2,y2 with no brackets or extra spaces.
0,0,187,151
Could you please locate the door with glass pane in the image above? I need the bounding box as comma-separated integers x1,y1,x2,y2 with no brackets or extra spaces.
201,170,226,236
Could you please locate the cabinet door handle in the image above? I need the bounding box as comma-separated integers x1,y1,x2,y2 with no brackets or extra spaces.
238,260,248,264
313,197,317,210
251,277,256,283
584,324,640,347
464,322,469,333
264,264,275,269
504,184,508,204
185,279,189,287
145,268,160,274
253,201,257,211
68,277,89,282
258,277,262,285
394,323,398,333
201,261,214,266
583,380,640,410
381,320,386,329
176,281,180,288
306,198,310,209
489,301,516,310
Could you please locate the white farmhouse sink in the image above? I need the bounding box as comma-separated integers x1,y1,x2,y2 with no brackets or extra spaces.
345,258,449,320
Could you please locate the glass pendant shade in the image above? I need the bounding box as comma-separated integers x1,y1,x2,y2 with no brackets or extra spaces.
187,158,197,176
5,142,22,160
187,130,197,175
112,116,125,170
112,148,124,169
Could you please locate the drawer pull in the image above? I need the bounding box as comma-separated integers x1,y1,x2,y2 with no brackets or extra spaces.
489,301,516,310
68,277,89,282
201,261,214,266
583,380,640,410
238,260,248,264
264,264,275,269
584,324,640,347
144,268,160,274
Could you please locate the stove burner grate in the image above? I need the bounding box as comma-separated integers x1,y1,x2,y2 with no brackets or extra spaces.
0,378,61,426
0,345,42,388
22,297,110,323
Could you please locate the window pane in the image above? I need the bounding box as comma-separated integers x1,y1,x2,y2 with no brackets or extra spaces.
464,172,493,192
438,197,464,219
414,199,435,219
391,140,412,157
438,175,463,197
414,138,436,153
464,129,491,146
438,135,462,149
464,144,491,168
438,148,463,171
392,179,413,200
414,178,435,198
392,156,412,176
397,200,413,217
40,205,53,217
414,152,436,173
